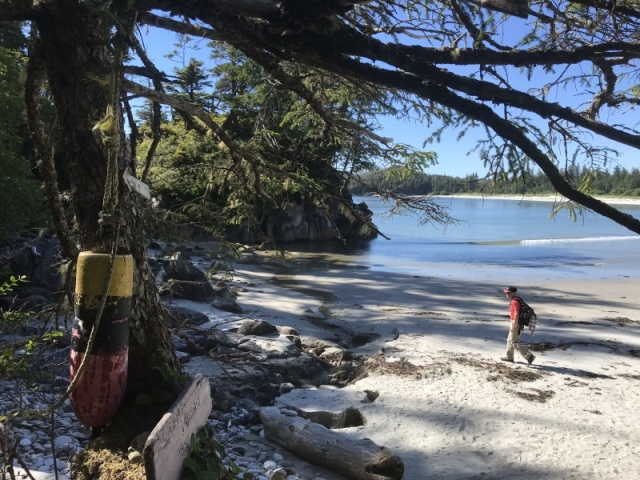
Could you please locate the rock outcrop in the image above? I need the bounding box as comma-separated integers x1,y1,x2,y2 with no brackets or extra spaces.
226,200,376,244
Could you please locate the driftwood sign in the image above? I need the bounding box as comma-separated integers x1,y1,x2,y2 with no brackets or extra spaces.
143,374,212,480
259,406,404,480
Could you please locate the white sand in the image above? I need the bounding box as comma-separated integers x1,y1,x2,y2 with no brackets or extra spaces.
437,193,640,206
215,259,640,480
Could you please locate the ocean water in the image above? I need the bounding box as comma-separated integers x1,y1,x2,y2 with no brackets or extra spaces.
285,196,640,282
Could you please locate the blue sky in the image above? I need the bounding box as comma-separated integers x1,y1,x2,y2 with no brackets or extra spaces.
377,115,485,176
379,114,639,177
135,25,638,178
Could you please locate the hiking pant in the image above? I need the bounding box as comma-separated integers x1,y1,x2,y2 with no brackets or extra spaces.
505,326,530,360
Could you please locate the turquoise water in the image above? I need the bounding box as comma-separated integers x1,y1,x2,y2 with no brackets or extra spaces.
287,196,640,282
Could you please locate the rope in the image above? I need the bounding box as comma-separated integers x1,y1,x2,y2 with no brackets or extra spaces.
20,15,131,421
56,22,129,412
38,227,121,418
95,39,125,250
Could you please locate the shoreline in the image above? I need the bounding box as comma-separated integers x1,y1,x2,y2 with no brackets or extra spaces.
229,259,640,479
434,193,640,206
237,259,640,349
276,245,640,284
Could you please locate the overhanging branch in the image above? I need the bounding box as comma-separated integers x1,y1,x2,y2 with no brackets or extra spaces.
282,47,640,234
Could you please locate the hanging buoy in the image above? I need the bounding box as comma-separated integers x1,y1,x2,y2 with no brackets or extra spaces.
70,251,133,427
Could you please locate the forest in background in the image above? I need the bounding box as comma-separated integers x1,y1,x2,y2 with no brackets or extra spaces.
351,165,640,197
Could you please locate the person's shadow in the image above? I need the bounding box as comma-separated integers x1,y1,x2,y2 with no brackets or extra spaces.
531,364,614,379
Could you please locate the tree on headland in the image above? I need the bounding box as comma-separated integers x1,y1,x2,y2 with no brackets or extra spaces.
1,0,639,454
136,41,435,239
127,1,638,233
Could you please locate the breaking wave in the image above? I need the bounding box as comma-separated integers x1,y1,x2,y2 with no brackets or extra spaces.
521,235,639,245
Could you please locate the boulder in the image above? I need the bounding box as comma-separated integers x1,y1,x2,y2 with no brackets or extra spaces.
166,306,210,328
163,254,215,302
211,284,243,313
211,297,243,313
238,320,278,336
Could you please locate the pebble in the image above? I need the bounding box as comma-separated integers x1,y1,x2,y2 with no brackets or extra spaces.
1,380,85,480
263,460,278,470
19,438,32,447
0,380,327,480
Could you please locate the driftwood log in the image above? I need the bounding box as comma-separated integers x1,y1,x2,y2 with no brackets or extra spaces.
259,407,404,480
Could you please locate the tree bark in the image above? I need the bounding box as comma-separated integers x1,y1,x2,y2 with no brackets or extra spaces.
34,1,180,390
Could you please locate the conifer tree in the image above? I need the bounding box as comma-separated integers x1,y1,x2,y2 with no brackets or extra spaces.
1,3,639,448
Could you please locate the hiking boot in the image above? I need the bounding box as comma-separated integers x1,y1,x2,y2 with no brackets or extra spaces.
526,353,536,365
500,356,514,363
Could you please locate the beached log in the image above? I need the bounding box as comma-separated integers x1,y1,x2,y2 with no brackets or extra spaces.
259,407,404,480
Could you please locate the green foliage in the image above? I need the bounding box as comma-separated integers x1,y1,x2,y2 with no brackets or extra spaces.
138,122,224,207
549,201,584,223
131,7,640,238
204,242,244,280
181,427,239,480
0,23,46,241
170,58,214,107
137,40,438,240
0,274,27,295
0,328,60,383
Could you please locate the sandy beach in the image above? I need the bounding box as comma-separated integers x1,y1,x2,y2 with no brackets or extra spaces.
437,193,640,206
213,256,640,480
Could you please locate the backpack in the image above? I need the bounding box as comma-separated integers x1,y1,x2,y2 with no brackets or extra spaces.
516,297,537,332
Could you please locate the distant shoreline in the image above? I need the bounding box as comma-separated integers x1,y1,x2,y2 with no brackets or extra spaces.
433,193,640,206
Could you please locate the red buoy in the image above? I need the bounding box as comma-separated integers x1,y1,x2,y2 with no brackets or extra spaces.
70,252,133,427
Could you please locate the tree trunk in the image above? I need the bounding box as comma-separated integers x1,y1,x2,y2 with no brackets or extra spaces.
34,2,180,391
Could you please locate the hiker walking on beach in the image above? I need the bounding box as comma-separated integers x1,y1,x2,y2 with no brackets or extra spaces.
501,286,535,365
